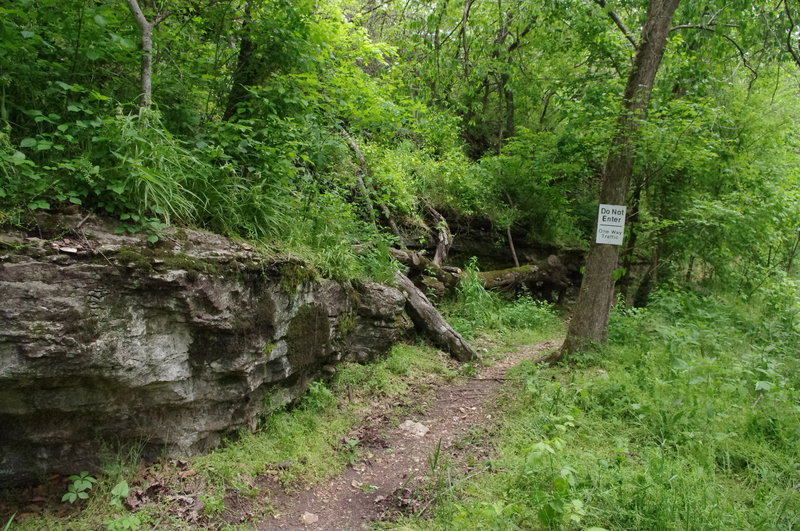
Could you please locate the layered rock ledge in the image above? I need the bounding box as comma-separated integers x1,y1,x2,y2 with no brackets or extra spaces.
0,213,411,487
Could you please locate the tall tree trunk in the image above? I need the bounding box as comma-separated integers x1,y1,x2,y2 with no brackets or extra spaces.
559,0,680,357
125,0,160,108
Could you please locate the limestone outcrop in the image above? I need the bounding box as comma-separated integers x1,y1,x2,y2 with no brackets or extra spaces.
0,213,410,487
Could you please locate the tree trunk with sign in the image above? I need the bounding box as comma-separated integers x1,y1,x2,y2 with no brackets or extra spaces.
557,0,680,358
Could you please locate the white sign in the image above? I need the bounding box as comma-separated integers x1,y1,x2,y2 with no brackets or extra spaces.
595,204,626,245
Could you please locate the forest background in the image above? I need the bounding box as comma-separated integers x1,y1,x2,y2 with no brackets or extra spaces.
2,0,799,298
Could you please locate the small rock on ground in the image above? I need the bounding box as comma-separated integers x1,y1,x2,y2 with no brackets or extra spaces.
301,512,319,525
398,420,429,437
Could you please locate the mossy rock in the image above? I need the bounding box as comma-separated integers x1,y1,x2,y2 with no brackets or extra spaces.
279,262,319,294
113,246,220,276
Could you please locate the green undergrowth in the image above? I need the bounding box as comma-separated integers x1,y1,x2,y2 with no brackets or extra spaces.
442,257,564,341
394,286,800,530
7,343,460,531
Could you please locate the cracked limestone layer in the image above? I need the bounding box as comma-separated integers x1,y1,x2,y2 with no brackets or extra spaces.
0,214,410,487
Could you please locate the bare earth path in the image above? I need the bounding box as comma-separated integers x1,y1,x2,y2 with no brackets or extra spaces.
261,340,558,531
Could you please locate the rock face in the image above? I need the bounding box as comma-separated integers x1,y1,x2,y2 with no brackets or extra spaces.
0,213,410,487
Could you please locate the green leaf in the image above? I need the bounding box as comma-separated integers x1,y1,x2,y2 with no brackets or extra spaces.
93,14,107,26
110,480,129,498
20,138,36,148
553,476,571,495
755,381,773,392
86,49,101,61
147,235,160,244
27,200,50,210
538,501,560,526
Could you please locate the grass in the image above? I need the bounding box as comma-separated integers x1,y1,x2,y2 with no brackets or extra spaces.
440,257,564,341
395,286,800,530
4,343,460,530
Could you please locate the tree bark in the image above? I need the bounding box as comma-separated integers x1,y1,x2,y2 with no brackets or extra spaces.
125,0,159,108
426,204,452,266
394,272,479,362
559,0,680,358
388,248,460,290
618,178,642,303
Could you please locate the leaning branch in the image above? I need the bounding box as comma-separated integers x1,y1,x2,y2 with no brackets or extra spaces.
395,272,478,362
784,0,800,68
592,0,637,48
340,128,405,246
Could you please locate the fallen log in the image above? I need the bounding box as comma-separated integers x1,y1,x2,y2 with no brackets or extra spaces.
394,272,479,362
388,248,460,290
478,257,570,300
390,248,570,302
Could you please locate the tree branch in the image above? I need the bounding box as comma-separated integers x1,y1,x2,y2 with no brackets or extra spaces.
784,0,800,68
670,24,758,87
507,19,535,53
125,0,155,107
592,0,637,48
125,0,151,31
670,22,738,31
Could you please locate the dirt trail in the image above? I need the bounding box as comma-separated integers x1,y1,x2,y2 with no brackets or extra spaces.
261,340,558,531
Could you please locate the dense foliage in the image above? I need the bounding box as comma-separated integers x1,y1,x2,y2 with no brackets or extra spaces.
398,285,800,530
2,0,798,294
